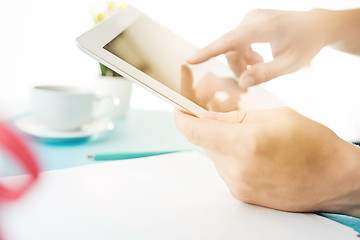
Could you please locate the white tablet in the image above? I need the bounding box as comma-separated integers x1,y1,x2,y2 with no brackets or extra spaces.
75,5,238,116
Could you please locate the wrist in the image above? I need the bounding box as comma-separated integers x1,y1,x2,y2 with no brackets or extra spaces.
324,139,360,217
307,9,339,46
343,143,360,218
309,8,360,48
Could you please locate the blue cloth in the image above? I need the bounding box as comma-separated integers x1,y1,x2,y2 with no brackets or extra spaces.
318,213,360,235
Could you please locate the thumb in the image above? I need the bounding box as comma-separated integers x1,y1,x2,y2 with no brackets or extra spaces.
238,55,293,88
199,110,248,124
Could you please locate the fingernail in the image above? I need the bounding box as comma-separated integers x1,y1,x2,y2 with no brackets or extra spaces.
240,76,255,88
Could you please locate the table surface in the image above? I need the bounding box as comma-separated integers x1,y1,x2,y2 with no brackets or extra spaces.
1,107,359,234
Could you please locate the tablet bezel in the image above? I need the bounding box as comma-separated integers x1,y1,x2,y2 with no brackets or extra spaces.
76,5,206,116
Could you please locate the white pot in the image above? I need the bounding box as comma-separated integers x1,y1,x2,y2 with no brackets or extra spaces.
93,76,132,119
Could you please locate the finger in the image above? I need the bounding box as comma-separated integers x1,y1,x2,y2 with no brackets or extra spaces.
187,27,253,64
245,50,263,65
200,108,280,124
174,109,249,154
199,110,248,124
225,52,247,77
238,55,294,88
225,48,263,77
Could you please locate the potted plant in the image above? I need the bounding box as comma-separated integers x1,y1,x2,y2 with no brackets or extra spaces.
93,1,132,118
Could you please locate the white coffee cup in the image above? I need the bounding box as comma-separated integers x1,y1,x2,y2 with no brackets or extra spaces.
93,76,132,119
31,86,118,131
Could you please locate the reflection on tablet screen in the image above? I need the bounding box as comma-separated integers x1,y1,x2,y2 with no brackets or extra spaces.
103,13,239,112
104,15,184,94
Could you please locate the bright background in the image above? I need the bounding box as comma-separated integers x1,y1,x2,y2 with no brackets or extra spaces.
0,0,359,140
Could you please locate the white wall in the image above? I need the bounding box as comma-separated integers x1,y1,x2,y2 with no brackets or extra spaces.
1,0,359,139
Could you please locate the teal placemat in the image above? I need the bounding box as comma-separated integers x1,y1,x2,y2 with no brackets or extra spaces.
1,109,197,176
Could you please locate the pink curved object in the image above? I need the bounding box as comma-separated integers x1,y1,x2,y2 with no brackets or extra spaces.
0,121,40,201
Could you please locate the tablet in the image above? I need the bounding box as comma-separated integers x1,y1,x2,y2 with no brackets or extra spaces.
76,5,236,116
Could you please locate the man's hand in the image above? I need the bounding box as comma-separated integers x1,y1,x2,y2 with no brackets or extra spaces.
187,9,354,88
174,108,360,217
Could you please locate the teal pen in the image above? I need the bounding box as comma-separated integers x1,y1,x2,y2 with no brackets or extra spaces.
87,151,181,161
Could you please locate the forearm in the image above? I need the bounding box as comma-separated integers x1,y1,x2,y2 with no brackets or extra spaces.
314,8,360,55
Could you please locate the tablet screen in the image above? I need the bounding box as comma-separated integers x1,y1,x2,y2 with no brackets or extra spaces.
102,13,238,113
104,15,185,94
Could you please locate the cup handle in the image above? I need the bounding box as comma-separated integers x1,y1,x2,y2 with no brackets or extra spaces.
93,94,120,119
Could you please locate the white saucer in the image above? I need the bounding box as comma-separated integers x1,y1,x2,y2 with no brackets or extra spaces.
14,114,115,141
